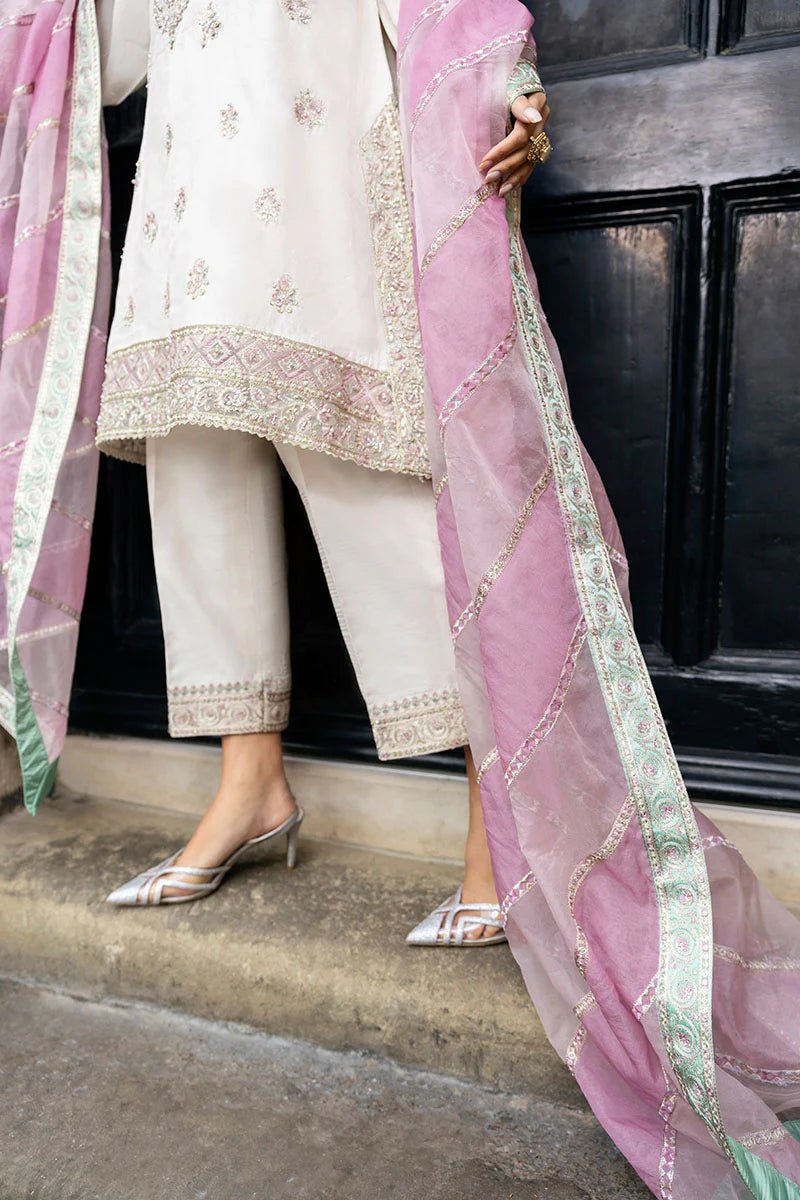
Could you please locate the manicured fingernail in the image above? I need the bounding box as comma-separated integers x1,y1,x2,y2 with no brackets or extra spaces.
524,108,542,123
499,182,512,197
485,169,502,182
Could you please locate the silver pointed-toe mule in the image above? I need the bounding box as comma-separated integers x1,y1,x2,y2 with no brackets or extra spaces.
105,806,304,907
406,885,507,947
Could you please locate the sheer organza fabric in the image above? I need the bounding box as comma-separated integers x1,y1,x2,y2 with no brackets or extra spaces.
397,3,800,1196
0,0,109,808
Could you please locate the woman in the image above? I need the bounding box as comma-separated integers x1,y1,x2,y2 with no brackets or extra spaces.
2,1,800,1194
91,0,549,937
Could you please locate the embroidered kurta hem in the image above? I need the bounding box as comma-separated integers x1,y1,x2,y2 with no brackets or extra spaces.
95,0,431,478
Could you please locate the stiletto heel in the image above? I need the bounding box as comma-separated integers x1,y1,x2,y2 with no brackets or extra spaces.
106,805,305,906
286,813,302,870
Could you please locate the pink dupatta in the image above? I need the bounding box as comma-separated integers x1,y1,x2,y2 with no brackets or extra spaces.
0,0,109,810
397,3,800,1196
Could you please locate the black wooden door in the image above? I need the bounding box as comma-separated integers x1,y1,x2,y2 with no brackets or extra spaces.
73,2,800,805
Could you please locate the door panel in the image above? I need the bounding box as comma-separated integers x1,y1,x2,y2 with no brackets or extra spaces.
525,191,701,651
74,6,800,802
531,0,704,79
712,179,800,654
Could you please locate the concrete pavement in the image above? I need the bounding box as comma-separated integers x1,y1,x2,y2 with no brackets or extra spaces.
0,978,649,1200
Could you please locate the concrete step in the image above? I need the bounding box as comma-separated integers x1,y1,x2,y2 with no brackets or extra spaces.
0,977,649,1200
0,790,580,1107
60,734,800,904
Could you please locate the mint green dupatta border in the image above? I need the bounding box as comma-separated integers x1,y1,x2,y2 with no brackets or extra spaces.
1,0,104,814
506,200,800,1198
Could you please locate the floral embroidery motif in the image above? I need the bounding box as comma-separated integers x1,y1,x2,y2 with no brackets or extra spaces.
270,274,299,314
174,186,187,222
164,124,173,155
186,259,209,299
280,0,313,21
219,103,239,138
122,297,135,326
143,211,158,243
98,324,430,476
371,688,467,760
163,283,171,318
293,89,326,130
198,2,221,46
168,677,291,737
153,0,189,48
255,187,281,224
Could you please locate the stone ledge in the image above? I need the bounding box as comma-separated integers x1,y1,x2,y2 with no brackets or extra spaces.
59,733,800,903
0,790,583,1109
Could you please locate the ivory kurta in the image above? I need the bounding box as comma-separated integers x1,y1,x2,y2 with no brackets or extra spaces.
96,0,428,476
93,0,469,757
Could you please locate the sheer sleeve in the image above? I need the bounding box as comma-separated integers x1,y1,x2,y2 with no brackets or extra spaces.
96,0,150,106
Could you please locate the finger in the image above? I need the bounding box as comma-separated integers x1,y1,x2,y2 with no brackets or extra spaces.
479,123,530,172
510,91,547,127
479,93,550,174
488,147,530,181
498,167,533,197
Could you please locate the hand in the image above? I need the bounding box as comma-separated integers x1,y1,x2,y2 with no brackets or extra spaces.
478,92,551,198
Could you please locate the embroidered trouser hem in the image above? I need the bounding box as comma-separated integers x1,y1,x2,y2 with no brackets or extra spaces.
372,689,467,761
146,426,467,757
167,678,291,738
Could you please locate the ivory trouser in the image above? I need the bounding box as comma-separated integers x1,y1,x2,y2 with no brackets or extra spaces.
145,426,467,759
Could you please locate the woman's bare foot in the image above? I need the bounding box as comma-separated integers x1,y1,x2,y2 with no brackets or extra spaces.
460,747,501,941
163,731,296,896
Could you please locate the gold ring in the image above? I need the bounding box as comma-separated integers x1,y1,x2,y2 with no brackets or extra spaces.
526,130,553,166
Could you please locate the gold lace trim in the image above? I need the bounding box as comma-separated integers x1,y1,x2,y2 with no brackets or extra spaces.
419,183,494,277
360,101,429,472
